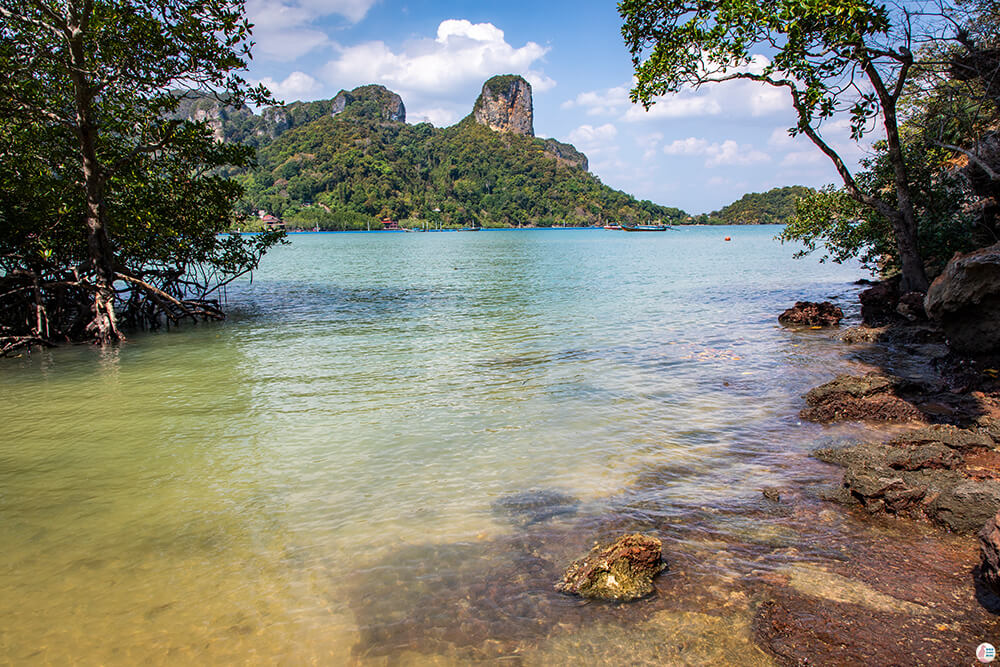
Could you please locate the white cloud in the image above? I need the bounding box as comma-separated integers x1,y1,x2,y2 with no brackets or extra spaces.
257,71,321,101
410,107,459,126
322,20,553,97
568,123,618,145
562,84,630,116
247,0,378,61
664,137,771,167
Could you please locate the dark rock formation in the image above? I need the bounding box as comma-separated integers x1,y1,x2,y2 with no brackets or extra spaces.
556,533,664,601
815,423,1000,532
491,489,579,527
778,301,844,327
473,75,533,136
860,280,900,326
895,291,927,321
924,242,1000,355
331,84,406,123
979,510,1000,594
801,373,925,424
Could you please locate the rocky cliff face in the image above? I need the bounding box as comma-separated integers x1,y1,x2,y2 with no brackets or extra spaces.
542,139,588,171
331,85,406,123
473,75,533,136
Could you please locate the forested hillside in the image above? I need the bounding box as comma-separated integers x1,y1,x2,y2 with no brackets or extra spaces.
695,186,815,225
184,81,686,229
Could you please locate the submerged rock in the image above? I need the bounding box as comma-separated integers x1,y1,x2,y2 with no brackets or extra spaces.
925,242,1000,355
491,489,579,527
778,301,844,327
556,533,665,601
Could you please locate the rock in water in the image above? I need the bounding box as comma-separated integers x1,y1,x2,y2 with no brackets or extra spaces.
473,75,533,136
778,301,844,327
556,533,664,601
980,510,1000,594
924,242,1000,354
491,489,579,527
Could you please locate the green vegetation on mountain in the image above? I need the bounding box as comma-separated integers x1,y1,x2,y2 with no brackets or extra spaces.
695,186,815,225
220,87,683,229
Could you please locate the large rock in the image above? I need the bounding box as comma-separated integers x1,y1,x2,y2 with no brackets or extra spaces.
800,373,925,424
473,75,533,136
924,242,1000,354
331,84,406,123
979,510,1000,594
778,301,844,327
859,280,900,326
556,533,664,601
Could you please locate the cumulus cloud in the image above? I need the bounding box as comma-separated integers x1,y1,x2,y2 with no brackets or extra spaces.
566,57,788,123
322,20,554,97
257,71,322,101
247,0,378,61
317,19,555,126
663,137,771,167
561,84,630,116
568,123,618,145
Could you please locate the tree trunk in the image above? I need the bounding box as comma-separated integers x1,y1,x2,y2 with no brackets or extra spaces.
876,67,930,294
884,118,930,293
68,19,120,342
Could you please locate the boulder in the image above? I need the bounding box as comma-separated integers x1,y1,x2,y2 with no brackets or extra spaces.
979,510,1000,594
860,280,900,326
895,291,927,321
556,533,665,601
778,301,844,327
924,242,1000,354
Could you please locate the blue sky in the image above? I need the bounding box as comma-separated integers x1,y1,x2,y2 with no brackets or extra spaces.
243,0,869,214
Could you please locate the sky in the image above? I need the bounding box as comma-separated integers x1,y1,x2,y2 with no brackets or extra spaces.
242,0,873,214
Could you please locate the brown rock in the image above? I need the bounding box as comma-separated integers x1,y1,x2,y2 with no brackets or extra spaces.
778,301,844,327
472,75,533,136
979,510,1000,594
924,242,1000,354
556,533,665,601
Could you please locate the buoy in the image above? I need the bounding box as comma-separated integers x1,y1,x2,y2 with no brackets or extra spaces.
724,236,732,241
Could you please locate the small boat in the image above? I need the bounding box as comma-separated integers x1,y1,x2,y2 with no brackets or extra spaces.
457,226,481,231
603,224,622,230
621,224,672,232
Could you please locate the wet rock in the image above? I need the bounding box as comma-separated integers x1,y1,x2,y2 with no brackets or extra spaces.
778,301,844,327
932,480,1000,533
556,533,665,601
801,373,925,424
491,489,579,527
925,242,1000,355
889,424,994,451
840,325,888,344
860,279,900,325
886,444,963,471
762,487,781,502
979,510,1000,595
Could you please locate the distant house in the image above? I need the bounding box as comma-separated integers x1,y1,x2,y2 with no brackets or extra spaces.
381,218,399,230
260,214,284,229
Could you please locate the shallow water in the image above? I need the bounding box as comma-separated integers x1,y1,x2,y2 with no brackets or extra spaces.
0,227,985,664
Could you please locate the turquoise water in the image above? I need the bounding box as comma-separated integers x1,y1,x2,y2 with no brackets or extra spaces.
1,227,880,663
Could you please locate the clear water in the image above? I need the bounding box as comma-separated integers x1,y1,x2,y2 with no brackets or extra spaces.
1,227,891,664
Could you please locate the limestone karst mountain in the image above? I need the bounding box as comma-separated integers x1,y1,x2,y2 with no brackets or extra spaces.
175,76,683,228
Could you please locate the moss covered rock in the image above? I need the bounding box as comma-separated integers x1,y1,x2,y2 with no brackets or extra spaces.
555,533,665,601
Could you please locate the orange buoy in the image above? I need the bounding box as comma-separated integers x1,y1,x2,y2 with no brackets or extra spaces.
724,236,732,241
